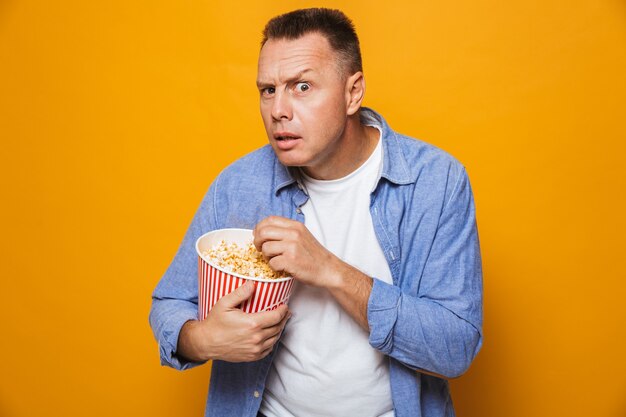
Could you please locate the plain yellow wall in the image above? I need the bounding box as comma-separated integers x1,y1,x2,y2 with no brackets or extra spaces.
1,1,625,416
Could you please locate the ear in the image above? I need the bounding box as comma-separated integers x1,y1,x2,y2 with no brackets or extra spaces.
345,71,365,116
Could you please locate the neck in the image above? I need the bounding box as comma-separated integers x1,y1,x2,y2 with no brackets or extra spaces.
302,112,379,180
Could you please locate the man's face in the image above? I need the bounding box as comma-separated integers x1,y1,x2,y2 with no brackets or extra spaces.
257,32,352,178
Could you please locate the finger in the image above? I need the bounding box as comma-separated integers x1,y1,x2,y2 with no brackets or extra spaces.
215,281,255,309
253,225,291,251
268,255,288,276
259,308,291,338
259,312,291,352
252,304,290,329
252,221,265,250
253,221,273,251
260,331,282,352
260,240,289,259
270,309,291,335
253,216,289,243
258,344,275,360
255,222,302,244
260,216,297,228
255,318,289,354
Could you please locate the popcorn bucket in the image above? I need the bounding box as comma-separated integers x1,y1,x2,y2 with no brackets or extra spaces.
195,228,295,320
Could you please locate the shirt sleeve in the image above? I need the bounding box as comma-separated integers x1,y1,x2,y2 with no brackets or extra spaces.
148,182,218,370
367,167,483,378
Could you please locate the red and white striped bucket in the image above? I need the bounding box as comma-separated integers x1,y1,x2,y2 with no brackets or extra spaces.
195,228,295,320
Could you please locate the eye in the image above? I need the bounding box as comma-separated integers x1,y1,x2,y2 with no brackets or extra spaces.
261,87,275,96
295,82,310,93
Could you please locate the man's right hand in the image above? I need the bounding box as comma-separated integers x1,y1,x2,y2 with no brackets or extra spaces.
176,281,291,363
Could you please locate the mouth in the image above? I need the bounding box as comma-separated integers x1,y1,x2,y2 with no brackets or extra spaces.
273,132,301,141
272,131,302,151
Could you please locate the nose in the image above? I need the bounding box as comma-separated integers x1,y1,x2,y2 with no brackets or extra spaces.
271,90,292,121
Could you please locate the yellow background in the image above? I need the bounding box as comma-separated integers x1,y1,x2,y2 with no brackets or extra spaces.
1,1,625,416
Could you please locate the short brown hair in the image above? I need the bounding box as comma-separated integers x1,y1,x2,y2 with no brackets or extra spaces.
261,8,363,75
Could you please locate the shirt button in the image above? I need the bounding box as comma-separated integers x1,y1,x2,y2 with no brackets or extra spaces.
254,391,260,398
296,208,302,214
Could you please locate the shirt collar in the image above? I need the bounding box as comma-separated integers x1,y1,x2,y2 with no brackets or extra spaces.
360,107,414,186
272,159,296,195
272,107,415,195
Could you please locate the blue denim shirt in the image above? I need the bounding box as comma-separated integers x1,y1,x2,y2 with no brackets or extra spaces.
149,108,483,417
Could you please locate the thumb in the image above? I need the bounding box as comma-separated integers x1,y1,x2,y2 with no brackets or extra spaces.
217,281,255,309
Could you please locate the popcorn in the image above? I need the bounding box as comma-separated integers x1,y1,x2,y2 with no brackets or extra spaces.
202,240,286,279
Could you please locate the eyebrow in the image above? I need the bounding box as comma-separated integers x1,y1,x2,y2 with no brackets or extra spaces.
256,68,314,89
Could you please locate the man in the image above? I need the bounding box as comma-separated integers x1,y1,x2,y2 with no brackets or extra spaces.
150,8,483,417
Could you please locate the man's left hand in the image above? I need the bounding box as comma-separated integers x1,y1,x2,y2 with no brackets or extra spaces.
253,216,373,330
253,216,342,288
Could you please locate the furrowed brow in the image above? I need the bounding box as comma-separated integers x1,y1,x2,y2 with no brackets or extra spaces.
256,69,313,89
284,69,313,84
256,79,272,89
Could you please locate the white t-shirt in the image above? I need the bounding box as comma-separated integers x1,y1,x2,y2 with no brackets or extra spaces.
260,131,395,417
